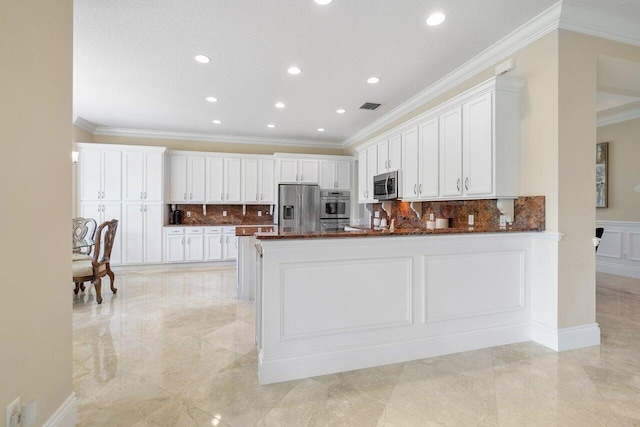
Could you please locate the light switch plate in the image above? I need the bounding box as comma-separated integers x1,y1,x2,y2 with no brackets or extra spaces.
258,211,262,216
468,215,474,226
499,215,507,228
223,211,227,217
186,211,192,217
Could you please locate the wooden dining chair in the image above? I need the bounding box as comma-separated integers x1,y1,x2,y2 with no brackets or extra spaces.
73,219,118,304
72,217,97,261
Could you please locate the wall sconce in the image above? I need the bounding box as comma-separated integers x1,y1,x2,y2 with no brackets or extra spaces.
71,151,79,164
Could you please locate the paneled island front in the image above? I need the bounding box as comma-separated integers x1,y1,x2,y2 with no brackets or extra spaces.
253,226,557,384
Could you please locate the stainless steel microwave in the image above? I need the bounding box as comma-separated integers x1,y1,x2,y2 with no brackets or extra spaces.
373,171,402,200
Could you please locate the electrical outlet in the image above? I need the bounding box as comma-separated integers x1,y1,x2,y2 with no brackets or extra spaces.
499,215,507,228
186,211,192,217
257,211,262,217
222,210,227,217
468,215,474,226
6,397,20,427
374,211,380,218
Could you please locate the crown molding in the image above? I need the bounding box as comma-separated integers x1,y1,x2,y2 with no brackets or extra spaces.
597,106,640,127
92,126,343,149
560,2,640,47
341,2,562,149
72,116,97,134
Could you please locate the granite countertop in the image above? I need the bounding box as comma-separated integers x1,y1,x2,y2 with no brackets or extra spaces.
254,226,543,240
236,226,276,236
164,223,274,228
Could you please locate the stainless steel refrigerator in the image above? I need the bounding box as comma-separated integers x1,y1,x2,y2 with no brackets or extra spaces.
278,184,320,233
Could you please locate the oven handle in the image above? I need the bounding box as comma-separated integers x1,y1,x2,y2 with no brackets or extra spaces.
385,175,390,198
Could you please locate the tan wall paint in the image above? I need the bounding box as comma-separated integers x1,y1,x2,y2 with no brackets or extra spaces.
596,118,640,222
0,0,73,425
91,134,346,156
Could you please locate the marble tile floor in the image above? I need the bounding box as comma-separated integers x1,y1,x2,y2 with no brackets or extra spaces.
73,269,640,426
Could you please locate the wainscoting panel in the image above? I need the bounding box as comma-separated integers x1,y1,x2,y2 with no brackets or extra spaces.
597,221,640,279
598,230,623,259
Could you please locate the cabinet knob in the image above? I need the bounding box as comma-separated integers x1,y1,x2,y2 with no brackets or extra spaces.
419,184,422,194
414,184,417,195
101,191,105,199
465,177,469,191
140,192,143,200
184,192,187,200
456,179,461,192
221,192,223,201
190,193,193,200
144,191,147,199
98,191,101,199
226,193,229,200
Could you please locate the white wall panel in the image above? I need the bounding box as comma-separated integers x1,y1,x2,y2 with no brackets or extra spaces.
598,230,623,259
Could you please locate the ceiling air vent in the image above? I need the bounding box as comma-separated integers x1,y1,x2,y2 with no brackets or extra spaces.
359,102,382,110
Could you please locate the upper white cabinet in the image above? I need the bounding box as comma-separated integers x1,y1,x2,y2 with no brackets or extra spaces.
123,148,165,202
377,134,402,173
259,159,275,203
205,156,224,203
243,158,275,203
168,153,205,203
203,156,241,204
357,146,378,203
276,156,319,184
319,160,351,190
224,157,242,203
78,146,121,201
358,76,523,202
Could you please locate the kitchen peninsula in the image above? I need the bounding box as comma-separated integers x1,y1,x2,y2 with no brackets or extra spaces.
253,197,559,385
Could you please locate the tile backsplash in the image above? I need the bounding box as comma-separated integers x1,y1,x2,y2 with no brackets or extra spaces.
173,204,275,226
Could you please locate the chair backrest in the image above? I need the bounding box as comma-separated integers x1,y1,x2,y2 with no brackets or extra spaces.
93,219,118,264
73,217,97,254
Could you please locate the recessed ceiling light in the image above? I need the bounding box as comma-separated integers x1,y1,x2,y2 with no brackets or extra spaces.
367,77,380,84
426,12,446,26
212,120,222,124
275,102,286,109
336,109,346,114
287,66,302,75
317,128,326,132
267,124,275,128
195,55,211,63
206,96,218,103
314,0,332,5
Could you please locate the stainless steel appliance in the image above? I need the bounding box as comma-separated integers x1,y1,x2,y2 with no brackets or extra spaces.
373,170,402,200
278,184,320,232
320,190,350,220
320,219,351,233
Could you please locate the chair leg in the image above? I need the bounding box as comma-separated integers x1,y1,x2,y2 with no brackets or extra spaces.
74,282,81,295
80,282,86,292
94,278,103,304
107,264,117,294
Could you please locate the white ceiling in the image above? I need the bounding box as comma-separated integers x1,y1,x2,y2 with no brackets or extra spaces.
73,0,639,146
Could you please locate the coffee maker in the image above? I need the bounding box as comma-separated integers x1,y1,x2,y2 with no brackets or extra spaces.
173,209,183,224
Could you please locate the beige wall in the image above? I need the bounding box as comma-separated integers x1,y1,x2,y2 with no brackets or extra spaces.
0,0,73,425
596,117,640,221
91,133,346,156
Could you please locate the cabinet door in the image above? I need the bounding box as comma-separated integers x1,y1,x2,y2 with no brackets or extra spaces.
419,117,440,198
463,92,493,196
101,151,122,201
357,151,368,202
439,106,463,197
206,157,224,203
366,146,378,200
278,158,298,183
123,151,145,201
165,234,185,263
80,150,102,201
335,161,351,190
259,159,275,203
377,140,389,172
122,203,144,264
224,158,242,202
143,203,163,263
242,158,259,203
299,159,319,183
401,126,419,199
170,155,188,202
144,152,163,202
388,134,402,171
102,202,122,265
223,234,238,260
319,160,336,189
80,201,102,224
188,156,206,202
185,234,204,262
205,233,223,261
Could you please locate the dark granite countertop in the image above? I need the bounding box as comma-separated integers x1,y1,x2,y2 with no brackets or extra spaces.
164,223,274,228
236,226,276,236
254,226,543,240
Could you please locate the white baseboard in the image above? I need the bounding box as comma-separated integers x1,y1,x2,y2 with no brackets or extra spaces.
43,393,77,427
112,261,235,272
259,324,530,384
596,260,640,279
531,321,600,351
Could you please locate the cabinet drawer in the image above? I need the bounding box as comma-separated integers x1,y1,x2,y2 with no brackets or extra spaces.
186,227,204,234
223,226,236,234
165,227,184,235
205,226,223,234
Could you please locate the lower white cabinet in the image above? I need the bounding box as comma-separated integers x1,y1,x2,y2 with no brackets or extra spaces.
164,226,236,263
80,201,122,265
122,203,163,265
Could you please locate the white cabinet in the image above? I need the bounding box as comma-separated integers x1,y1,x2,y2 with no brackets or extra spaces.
204,156,242,203
439,106,463,197
80,201,122,265
358,147,378,203
276,158,319,184
78,148,121,201
419,118,440,198
185,228,205,262
319,160,351,190
401,126,420,199
122,202,163,265
164,227,207,263
205,227,224,261
377,134,402,173
463,92,493,196
243,158,275,203
169,154,205,203
223,227,238,260
123,150,164,202
164,229,185,263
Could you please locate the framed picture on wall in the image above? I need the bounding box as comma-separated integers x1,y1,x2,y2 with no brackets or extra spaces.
596,142,608,208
